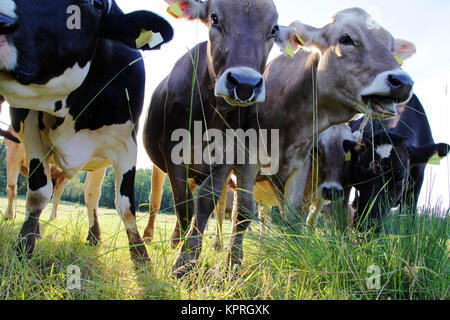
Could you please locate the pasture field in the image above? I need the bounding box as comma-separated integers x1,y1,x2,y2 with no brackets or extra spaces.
0,196,448,300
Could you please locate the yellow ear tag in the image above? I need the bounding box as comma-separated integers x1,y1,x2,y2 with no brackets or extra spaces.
284,41,295,58
136,30,153,49
428,152,443,165
295,33,305,46
345,151,352,162
394,54,404,66
167,1,184,19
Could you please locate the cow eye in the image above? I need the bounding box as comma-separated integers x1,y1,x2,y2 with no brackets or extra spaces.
339,34,355,46
92,0,105,11
211,13,219,27
269,25,279,38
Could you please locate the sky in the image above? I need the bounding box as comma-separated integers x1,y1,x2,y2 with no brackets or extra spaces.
1,0,449,208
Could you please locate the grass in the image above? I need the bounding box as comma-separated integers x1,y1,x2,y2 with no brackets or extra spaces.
0,196,448,300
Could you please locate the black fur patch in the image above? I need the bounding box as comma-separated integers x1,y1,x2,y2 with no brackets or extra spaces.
10,107,29,133
52,117,65,130
38,111,45,131
120,167,136,215
28,159,47,191
54,100,63,112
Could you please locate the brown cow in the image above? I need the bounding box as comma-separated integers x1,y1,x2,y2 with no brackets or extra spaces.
142,0,294,277
227,8,416,270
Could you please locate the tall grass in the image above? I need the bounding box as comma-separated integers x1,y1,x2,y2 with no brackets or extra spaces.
258,203,449,300
0,196,448,300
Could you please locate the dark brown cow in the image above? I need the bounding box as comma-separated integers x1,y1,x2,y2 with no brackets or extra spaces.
228,8,416,269
143,0,292,277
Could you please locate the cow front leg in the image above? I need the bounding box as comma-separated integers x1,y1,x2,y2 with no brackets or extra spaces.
84,168,106,246
113,144,149,265
5,137,25,220
212,181,229,251
166,165,196,249
16,112,52,260
227,164,258,270
172,165,232,278
50,172,68,220
143,165,166,243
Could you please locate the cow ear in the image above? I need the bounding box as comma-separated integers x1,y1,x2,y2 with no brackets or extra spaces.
394,39,416,62
343,140,358,162
408,143,450,165
98,11,174,50
164,0,209,23
289,20,324,50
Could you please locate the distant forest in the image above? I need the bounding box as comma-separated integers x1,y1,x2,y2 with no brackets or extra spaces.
0,139,175,213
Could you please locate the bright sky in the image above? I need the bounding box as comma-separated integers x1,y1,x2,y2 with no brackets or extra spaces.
1,0,449,208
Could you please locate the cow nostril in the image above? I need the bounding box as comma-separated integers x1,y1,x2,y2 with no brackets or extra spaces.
227,72,239,87
387,73,414,89
227,71,263,103
388,75,402,89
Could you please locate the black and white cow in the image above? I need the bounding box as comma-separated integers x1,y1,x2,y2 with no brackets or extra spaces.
0,0,173,263
346,96,450,230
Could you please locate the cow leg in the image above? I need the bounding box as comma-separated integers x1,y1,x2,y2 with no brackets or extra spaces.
5,137,25,220
50,175,68,220
16,112,52,260
143,165,166,242
212,177,230,251
401,165,425,217
112,143,149,264
227,164,258,270
84,168,106,246
258,204,272,240
306,197,324,229
172,165,232,277
166,165,196,249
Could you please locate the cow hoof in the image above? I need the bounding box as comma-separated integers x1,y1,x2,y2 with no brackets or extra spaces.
171,238,182,249
172,260,198,279
86,233,101,246
129,245,151,266
142,231,154,243
16,235,36,262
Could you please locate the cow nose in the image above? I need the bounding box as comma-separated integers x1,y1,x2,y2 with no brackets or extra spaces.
322,186,344,201
386,73,414,102
215,67,266,107
227,71,264,103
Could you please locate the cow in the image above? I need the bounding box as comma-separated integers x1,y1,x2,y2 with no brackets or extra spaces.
346,95,450,230
4,126,68,221
0,0,173,263
142,0,291,277
303,124,359,229
227,8,416,271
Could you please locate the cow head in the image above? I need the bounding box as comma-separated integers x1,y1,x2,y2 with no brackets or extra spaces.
344,133,449,231
165,0,291,107
312,124,357,202
290,8,416,119
0,0,173,87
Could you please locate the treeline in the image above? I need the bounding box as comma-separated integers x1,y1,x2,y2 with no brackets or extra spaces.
0,140,175,213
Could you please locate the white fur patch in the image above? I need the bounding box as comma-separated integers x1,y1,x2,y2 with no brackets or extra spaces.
0,35,17,71
0,0,17,19
376,144,393,159
0,62,91,116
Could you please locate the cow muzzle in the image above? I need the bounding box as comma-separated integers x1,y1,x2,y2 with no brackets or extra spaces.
0,12,17,35
215,67,265,107
361,69,414,119
320,183,344,202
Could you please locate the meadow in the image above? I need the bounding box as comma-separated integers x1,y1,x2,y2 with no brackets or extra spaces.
0,195,448,300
